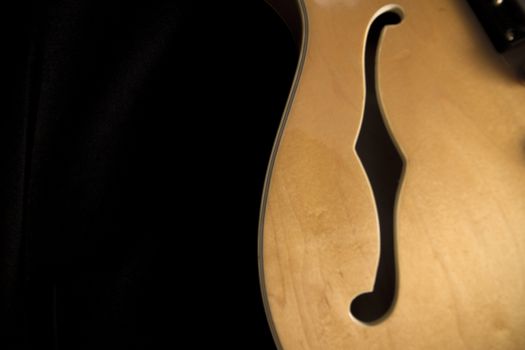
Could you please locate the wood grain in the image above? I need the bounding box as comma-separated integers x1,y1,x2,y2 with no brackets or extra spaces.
259,0,525,349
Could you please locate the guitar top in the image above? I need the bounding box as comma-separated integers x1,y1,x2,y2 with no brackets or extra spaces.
259,0,525,349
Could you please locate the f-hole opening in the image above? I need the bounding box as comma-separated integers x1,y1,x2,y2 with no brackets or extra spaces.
350,7,404,325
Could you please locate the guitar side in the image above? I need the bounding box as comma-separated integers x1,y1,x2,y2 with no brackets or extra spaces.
259,1,307,349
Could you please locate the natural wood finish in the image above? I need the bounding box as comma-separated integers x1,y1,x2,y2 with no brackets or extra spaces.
259,0,525,349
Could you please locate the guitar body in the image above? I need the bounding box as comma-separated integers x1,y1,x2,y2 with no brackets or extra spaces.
259,0,525,349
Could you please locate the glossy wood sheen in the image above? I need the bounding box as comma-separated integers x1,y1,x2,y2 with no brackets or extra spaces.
259,0,525,349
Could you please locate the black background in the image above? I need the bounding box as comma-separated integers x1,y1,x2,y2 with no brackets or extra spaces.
1,1,297,348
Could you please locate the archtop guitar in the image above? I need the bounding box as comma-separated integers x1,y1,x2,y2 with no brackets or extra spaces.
259,0,525,349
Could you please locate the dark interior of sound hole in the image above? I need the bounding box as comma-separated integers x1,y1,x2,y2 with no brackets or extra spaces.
350,9,404,324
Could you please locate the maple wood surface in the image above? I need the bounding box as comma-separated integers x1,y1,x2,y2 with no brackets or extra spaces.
259,0,525,349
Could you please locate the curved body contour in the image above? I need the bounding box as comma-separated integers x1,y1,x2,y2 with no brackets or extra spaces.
259,0,525,349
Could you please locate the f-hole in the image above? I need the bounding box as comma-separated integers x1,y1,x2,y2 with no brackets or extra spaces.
350,8,404,324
